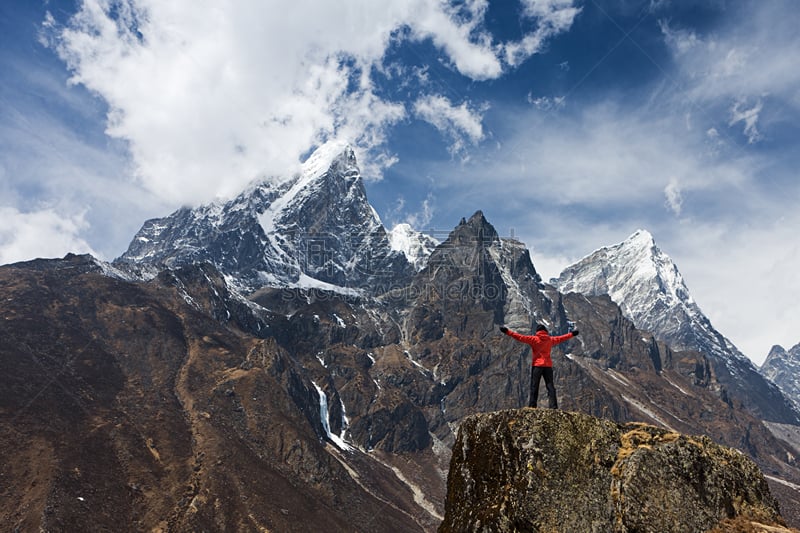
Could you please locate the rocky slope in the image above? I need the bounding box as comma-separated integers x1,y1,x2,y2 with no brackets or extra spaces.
5,220,800,530
0,254,435,532
440,409,793,533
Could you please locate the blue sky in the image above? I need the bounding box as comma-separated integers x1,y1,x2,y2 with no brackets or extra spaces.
1,0,799,364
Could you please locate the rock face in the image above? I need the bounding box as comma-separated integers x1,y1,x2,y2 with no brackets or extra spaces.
5,215,800,531
440,409,787,533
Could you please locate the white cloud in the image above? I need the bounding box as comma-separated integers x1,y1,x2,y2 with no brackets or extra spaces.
38,0,582,207
484,102,752,211
42,2,470,203
52,0,402,201
658,19,699,55
413,94,486,157
413,70,799,362
663,178,683,216
527,93,565,110
659,2,800,142
384,187,438,234
504,0,581,66
407,0,503,80
664,217,800,365
0,60,168,261
405,193,436,229
729,98,763,144
0,207,96,265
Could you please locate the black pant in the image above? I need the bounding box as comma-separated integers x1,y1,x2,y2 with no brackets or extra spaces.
529,366,557,408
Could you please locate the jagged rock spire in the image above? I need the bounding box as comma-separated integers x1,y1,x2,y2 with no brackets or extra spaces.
116,141,414,294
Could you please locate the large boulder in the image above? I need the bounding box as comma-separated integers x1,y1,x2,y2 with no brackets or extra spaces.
440,409,790,532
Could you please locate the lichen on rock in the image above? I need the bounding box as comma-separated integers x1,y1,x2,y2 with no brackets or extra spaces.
440,409,788,533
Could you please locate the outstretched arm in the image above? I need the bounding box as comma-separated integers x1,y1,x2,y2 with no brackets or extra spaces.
551,330,579,345
500,326,537,343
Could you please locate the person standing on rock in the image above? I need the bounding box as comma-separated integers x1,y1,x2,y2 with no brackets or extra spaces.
500,324,579,409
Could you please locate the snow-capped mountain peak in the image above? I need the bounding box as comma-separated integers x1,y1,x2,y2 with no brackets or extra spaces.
761,343,800,409
388,223,439,271
553,230,740,362
300,139,356,180
552,229,800,423
256,141,365,236
555,229,694,325
116,140,413,294
626,228,655,247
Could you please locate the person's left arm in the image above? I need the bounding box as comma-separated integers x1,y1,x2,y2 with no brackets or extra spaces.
551,331,578,345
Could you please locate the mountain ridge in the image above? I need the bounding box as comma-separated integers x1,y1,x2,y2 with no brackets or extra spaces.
117,141,415,294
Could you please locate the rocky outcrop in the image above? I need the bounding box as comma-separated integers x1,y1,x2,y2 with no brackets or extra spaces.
440,409,790,533
108,141,800,530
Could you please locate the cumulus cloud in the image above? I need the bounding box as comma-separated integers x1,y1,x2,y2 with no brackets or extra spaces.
49,1,408,201
413,94,486,157
406,0,503,80
0,207,96,265
40,0,579,207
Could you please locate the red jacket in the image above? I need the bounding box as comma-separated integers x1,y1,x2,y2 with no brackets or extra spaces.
505,329,575,367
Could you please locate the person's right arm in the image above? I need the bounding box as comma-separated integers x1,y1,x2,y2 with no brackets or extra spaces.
500,326,536,343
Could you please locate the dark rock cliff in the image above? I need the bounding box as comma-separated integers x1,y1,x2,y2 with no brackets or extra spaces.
440,409,793,533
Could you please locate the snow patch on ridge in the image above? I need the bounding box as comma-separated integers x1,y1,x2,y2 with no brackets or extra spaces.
388,223,438,271
301,139,352,180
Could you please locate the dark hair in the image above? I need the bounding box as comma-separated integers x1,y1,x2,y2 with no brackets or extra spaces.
535,324,548,333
